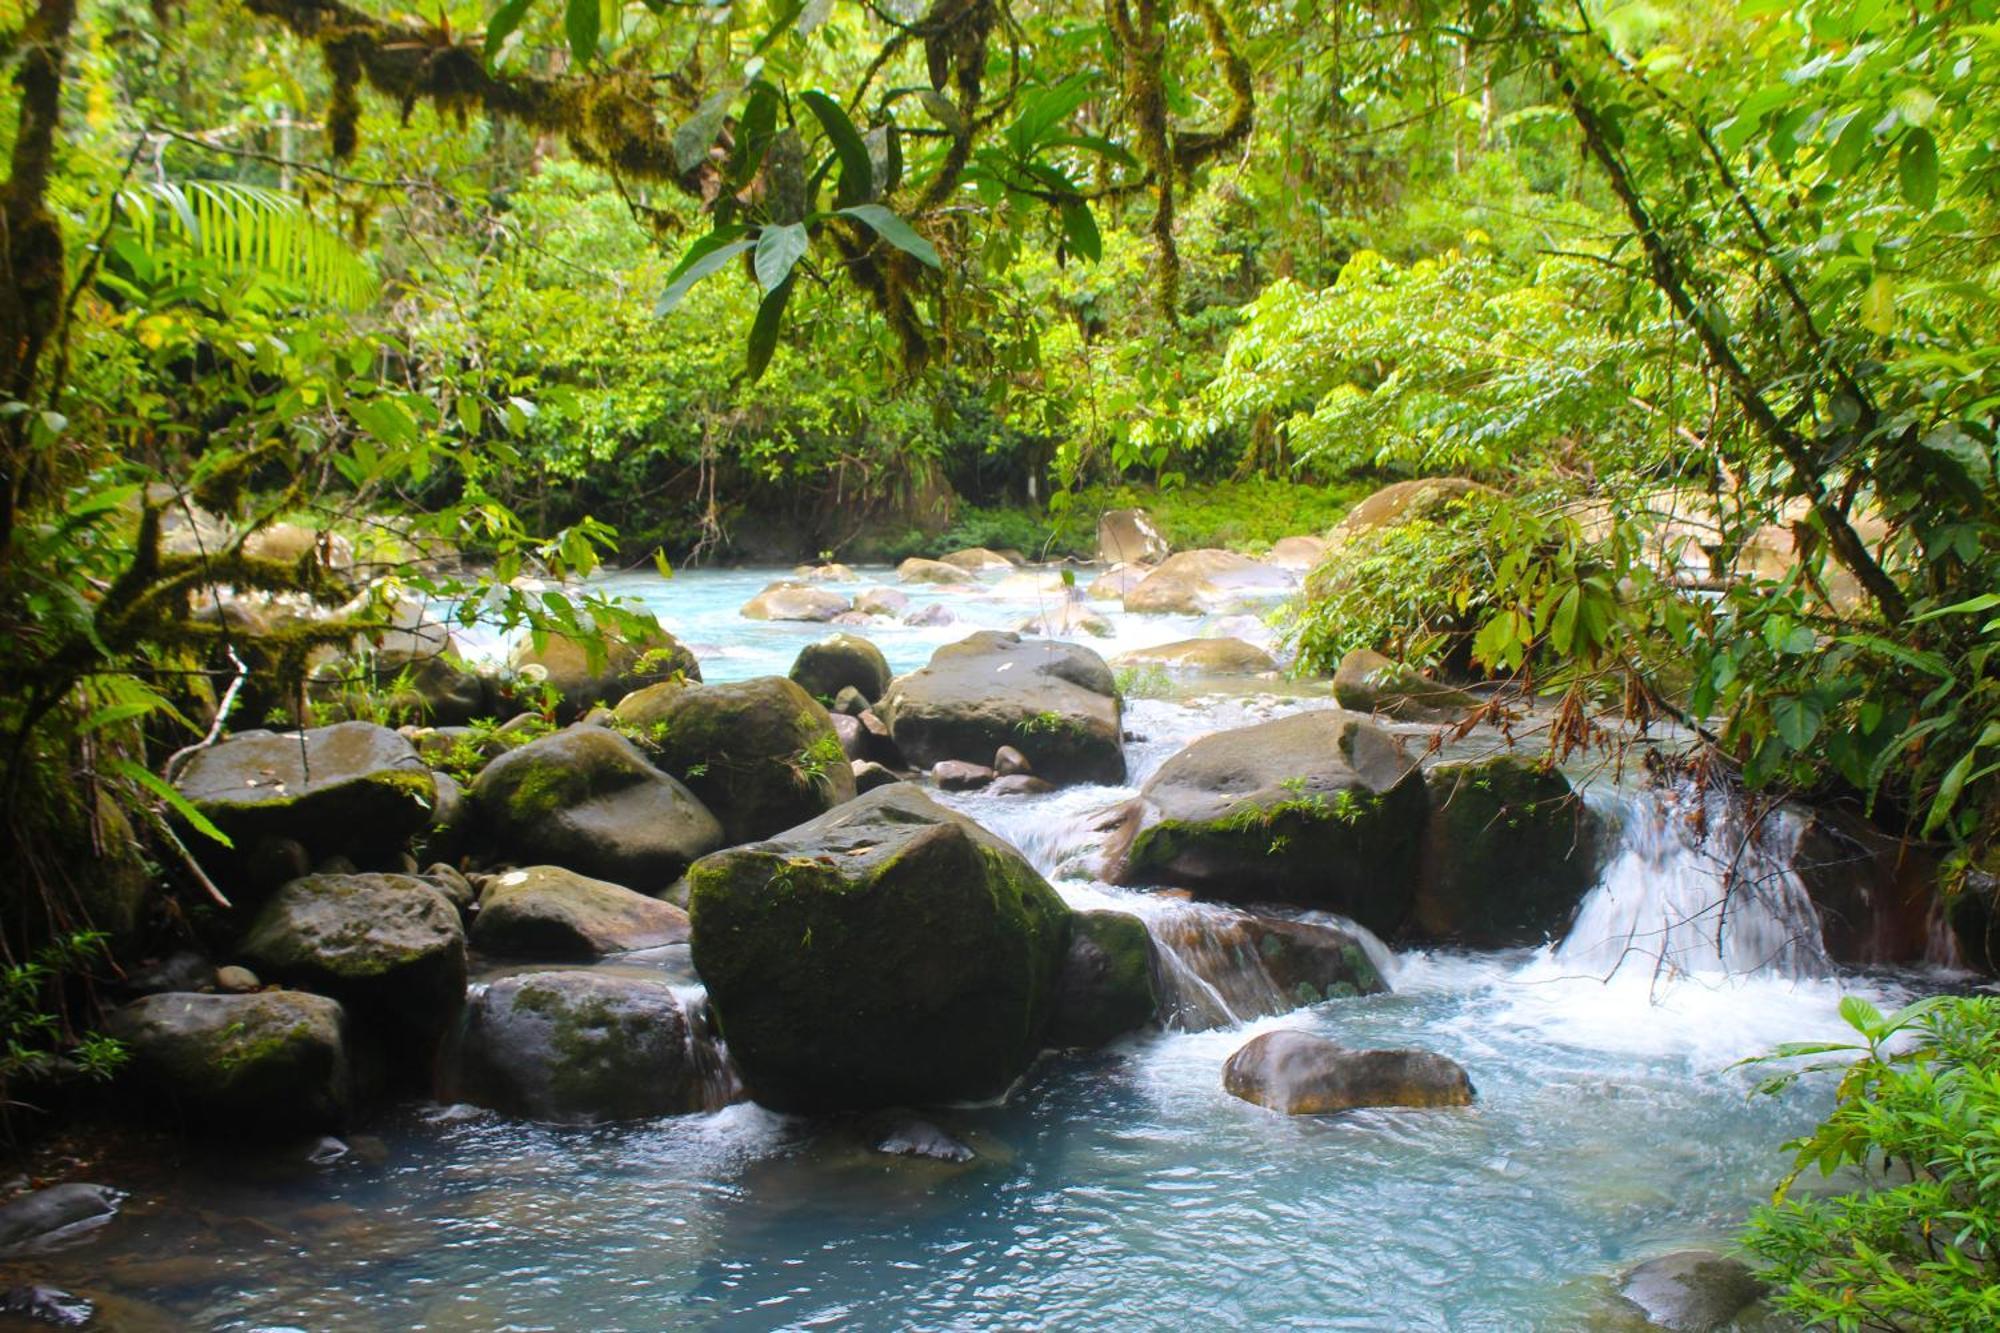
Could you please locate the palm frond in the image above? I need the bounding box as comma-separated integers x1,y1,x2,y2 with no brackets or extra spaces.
110,180,377,310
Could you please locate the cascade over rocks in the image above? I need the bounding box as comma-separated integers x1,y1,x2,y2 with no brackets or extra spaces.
628,676,857,844
1332,648,1480,722
1150,911,1387,1026
1097,508,1169,564
789,633,892,703
740,581,851,622
469,727,723,892
1113,638,1278,676
1414,755,1601,947
108,991,352,1132
1222,1030,1474,1114
1106,710,1429,937
1123,549,1296,615
1048,910,1160,1049
509,624,701,722
877,632,1125,786
687,784,1071,1112
173,722,437,872
453,970,717,1123
239,873,467,1071
470,866,690,958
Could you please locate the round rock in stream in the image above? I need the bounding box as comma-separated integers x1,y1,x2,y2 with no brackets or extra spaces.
508,623,700,722
1222,1030,1474,1114
789,633,893,704
470,865,690,959
687,784,1070,1112
1615,1251,1769,1331
1048,910,1160,1049
454,970,711,1123
876,631,1124,786
1104,709,1428,937
107,990,352,1132
1414,754,1602,948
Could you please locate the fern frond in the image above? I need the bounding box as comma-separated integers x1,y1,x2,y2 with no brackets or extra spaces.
110,180,377,310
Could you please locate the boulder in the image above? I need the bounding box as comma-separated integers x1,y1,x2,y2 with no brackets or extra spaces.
853,586,909,617
107,991,351,1131
902,603,957,627
897,557,975,586
789,634,893,704
877,632,1124,786
831,686,870,716
851,760,899,793
469,865,689,959
1085,564,1149,601
1147,911,1387,1024
740,581,852,623
1616,1251,1769,1332
1266,535,1330,572
1793,807,1942,965
1048,910,1159,1048
994,746,1031,776
214,965,261,993
239,873,466,1069
1113,638,1278,676
830,712,867,761
932,760,995,791
509,623,701,723
1105,709,1429,937
1414,756,1600,947
1097,509,1169,565
1222,1030,1473,1114
792,562,857,582
627,677,857,845
1017,605,1113,638
687,784,1071,1111
1328,477,1488,545
939,547,1015,572
1332,648,1480,722
0,1183,119,1255
469,727,723,892
989,775,1053,796
455,971,712,1123
345,601,488,726
1123,549,1296,615
244,521,355,571
173,722,436,866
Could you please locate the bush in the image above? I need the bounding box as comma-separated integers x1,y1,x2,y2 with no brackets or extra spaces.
1741,994,2000,1331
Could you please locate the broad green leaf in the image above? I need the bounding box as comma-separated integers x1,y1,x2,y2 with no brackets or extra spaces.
485,0,535,64
656,229,752,314
1771,694,1824,750
1060,200,1101,263
1838,994,1884,1036
1899,127,1938,209
564,0,599,64
745,274,796,382
673,89,735,176
918,90,966,137
729,83,782,188
753,222,809,293
1860,271,1895,335
800,90,872,208
836,204,940,267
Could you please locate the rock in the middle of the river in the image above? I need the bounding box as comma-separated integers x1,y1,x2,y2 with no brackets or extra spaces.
687,784,1071,1112
1105,709,1429,937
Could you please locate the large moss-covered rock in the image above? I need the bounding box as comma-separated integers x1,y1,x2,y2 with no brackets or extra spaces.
469,866,689,958
107,991,351,1132
1222,1030,1473,1114
1048,910,1159,1049
469,727,723,892
509,624,700,722
454,970,714,1123
789,634,892,704
173,722,437,865
1123,549,1295,615
740,582,851,622
1112,638,1278,676
239,874,466,1070
687,784,1071,1111
1106,709,1428,937
1331,648,1480,722
1414,755,1601,947
877,632,1124,786
629,677,856,845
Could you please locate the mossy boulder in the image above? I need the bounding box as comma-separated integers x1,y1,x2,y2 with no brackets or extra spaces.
469,865,690,959
897,557,975,585
454,970,714,1123
1123,549,1296,615
627,677,856,845
1332,648,1480,722
173,722,437,868
687,784,1072,1112
740,581,852,622
106,990,351,1133
1222,1030,1474,1115
239,873,467,1074
876,631,1124,786
1048,910,1160,1049
1105,709,1429,937
1414,755,1602,947
469,727,723,892
789,634,893,704
509,624,701,723
1112,638,1278,676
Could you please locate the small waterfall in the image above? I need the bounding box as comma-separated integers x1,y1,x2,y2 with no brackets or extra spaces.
1552,780,1831,981
676,984,744,1112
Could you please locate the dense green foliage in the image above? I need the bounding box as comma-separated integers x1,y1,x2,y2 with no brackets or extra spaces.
1745,995,2000,1330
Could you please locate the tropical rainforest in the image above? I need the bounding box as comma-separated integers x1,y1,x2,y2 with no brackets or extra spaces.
0,0,1996,1327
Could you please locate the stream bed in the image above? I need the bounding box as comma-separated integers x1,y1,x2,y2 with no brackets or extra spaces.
9,565,1945,1330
